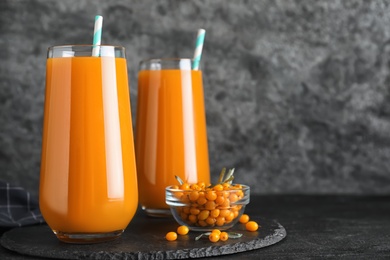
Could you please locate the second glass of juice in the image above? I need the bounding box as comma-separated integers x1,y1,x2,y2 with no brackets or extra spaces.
135,58,210,217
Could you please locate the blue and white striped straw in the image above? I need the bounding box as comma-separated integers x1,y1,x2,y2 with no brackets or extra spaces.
92,15,103,57
192,29,206,70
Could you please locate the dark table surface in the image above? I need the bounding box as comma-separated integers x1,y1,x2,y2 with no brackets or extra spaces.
1,194,389,259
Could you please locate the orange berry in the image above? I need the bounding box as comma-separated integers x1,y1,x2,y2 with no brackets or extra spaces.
189,191,200,201
206,216,216,225
198,210,210,221
197,196,207,206
190,207,200,215
197,181,206,189
219,209,230,218
229,193,238,203
210,209,220,218
165,231,177,241
215,195,225,205
211,229,221,235
198,220,208,227
233,184,243,189
225,211,235,221
239,214,250,224
221,198,231,208
190,183,201,191
209,232,220,242
188,214,197,223
213,184,224,191
220,231,229,241
180,183,190,190
206,190,217,201
182,206,191,214
177,225,189,235
205,200,216,211
246,221,259,232
216,216,225,226
222,183,231,190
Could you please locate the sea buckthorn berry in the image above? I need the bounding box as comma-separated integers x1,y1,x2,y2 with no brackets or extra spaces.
190,207,200,215
197,196,207,206
165,231,177,241
180,183,191,190
211,229,221,235
222,183,231,190
221,198,230,208
229,193,238,203
206,216,216,225
216,216,225,226
205,201,216,211
236,190,244,198
219,209,230,218
220,231,229,241
233,184,243,189
177,225,189,235
188,214,197,223
183,206,191,214
198,210,210,221
209,232,220,242
206,190,217,201
213,184,224,191
215,195,225,205
189,191,200,201
197,181,206,189
225,211,235,221
222,190,230,198
239,214,250,224
180,194,190,203
210,209,220,218
246,221,259,232
198,220,208,227
174,191,183,199
190,183,200,191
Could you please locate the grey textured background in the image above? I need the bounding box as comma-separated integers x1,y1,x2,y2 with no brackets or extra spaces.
1,0,390,197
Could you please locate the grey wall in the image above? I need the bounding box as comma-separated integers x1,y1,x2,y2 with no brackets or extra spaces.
1,0,390,197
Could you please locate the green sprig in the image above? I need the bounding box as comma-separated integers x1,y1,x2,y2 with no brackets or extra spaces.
195,231,243,241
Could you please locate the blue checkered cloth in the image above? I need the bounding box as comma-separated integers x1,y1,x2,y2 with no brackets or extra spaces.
0,181,45,227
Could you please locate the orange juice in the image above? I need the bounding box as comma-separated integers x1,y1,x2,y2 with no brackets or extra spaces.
135,59,210,216
40,45,138,243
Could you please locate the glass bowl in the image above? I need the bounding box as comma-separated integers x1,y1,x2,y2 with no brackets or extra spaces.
166,184,250,231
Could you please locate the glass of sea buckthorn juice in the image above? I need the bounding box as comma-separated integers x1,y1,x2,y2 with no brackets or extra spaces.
39,45,138,243
135,57,210,217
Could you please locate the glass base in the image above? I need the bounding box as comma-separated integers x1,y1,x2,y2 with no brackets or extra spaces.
53,229,124,244
142,207,172,217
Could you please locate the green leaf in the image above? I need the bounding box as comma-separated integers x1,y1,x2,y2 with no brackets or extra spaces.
175,175,184,185
227,232,243,239
195,232,211,241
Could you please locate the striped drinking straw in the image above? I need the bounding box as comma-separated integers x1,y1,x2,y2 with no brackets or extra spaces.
192,29,206,70
92,15,103,57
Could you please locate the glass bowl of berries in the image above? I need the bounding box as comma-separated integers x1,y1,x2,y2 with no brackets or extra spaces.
166,168,250,231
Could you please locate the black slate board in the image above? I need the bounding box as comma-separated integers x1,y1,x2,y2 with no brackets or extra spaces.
0,213,286,259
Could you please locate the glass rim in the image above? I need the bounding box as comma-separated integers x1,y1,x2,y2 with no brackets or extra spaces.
139,58,198,71
47,45,126,58
140,57,193,63
48,44,125,51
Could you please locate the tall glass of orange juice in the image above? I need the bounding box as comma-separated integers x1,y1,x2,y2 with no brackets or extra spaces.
39,45,138,243
135,58,210,217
